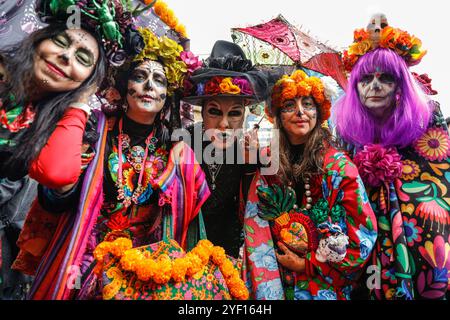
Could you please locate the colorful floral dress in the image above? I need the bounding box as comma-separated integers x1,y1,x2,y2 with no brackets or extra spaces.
342,107,450,300
241,146,377,300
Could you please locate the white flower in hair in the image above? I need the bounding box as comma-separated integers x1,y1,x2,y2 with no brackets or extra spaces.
321,76,340,102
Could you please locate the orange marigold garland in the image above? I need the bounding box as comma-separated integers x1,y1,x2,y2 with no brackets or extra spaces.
343,26,427,72
94,237,249,300
270,70,334,121
145,0,188,38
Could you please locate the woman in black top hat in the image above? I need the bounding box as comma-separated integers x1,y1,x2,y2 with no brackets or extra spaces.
183,40,269,258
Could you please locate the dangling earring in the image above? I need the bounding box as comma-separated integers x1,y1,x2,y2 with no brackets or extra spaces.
395,91,401,108
122,99,129,113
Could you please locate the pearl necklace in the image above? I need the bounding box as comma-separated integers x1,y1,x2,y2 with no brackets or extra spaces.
289,177,313,210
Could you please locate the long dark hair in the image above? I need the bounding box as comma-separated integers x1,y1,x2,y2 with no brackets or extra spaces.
0,23,106,178
275,103,335,185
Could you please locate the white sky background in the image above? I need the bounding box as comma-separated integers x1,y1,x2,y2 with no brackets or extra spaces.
167,0,449,118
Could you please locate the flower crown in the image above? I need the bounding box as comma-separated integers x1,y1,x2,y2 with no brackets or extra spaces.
343,26,427,72
133,27,201,95
194,76,254,97
269,70,338,121
100,27,201,111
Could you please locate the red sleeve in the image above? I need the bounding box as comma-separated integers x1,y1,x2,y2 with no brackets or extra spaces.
29,108,87,189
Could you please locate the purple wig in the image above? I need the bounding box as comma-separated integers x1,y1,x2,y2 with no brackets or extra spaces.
332,48,431,149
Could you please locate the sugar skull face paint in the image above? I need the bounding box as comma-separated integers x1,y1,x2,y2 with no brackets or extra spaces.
203,97,245,149
357,71,398,118
33,29,99,93
280,96,318,145
127,60,168,116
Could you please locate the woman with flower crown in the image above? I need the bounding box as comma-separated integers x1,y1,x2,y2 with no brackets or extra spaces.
333,15,449,300
11,24,217,300
240,69,377,300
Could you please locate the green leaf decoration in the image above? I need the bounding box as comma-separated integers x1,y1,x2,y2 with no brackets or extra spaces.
297,281,309,290
416,196,435,202
396,244,411,274
366,216,374,231
435,198,450,210
402,182,431,194
378,216,391,231
310,198,330,225
347,215,356,227
330,204,346,223
245,225,255,234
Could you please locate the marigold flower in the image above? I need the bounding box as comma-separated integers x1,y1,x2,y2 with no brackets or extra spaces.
219,78,241,95
136,259,157,281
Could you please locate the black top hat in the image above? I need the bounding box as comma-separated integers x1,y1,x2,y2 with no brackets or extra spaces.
183,40,268,106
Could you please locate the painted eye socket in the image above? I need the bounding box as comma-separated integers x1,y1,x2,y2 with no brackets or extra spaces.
360,74,375,83
379,73,395,83
75,51,93,67
52,34,70,48
228,110,243,117
207,108,222,116
381,23,388,28
282,100,295,110
131,71,147,82
154,74,167,85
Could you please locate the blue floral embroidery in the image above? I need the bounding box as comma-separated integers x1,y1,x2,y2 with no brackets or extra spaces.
356,176,369,204
294,289,313,300
330,170,343,190
256,279,284,300
249,243,279,271
246,202,270,228
314,289,337,300
356,224,377,260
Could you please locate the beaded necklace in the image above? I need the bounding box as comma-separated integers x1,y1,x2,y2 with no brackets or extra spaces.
116,118,158,207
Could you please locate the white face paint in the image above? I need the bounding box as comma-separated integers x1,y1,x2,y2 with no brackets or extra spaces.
367,13,389,45
127,60,168,116
357,72,398,118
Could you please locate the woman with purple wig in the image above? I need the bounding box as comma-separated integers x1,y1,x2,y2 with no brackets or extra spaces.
333,15,449,300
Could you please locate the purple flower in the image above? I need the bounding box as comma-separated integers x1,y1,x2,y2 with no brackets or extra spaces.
107,49,127,67
124,27,144,56
196,82,205,96
232,77,253,95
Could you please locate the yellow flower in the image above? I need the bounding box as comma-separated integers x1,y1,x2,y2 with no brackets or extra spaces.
290,70,307,83
348,40,372,56
134,27,187,95
211,247,226,265
219,78,241,95
135,259,157,281
153,254,172,284
296,81,311,98
401,160,421,181
120,249,144,271
172,257,189,283
185,252,203,276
